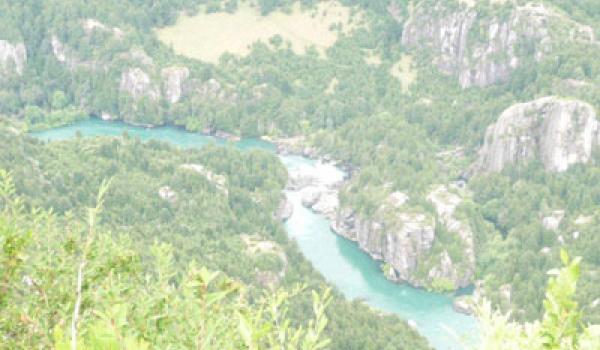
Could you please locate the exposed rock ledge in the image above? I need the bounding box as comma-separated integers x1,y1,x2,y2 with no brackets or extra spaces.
0,40,26,76
279,138,474,290
471,96,599,174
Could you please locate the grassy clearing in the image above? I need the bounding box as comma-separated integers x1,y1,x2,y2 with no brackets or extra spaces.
390,54,417,93
156,1,363,63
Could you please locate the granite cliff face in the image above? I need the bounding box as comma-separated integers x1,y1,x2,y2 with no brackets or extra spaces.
401,2,594,88
332,186,474,290
161,67,189,103
0,40,27,76
120,67,161,101
332,205,436,287
472,97,599,174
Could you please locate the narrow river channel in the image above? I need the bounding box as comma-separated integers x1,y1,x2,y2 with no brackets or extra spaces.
33,119,478,350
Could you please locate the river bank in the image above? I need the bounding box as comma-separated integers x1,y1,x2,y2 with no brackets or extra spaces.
270,135,479,349
270,135,478,310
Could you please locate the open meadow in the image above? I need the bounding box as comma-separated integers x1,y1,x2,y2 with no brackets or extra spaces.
156,1,364,63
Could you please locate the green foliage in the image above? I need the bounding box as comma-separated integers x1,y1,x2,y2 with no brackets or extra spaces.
0,171,334,350
2,0,600,347
315,112,440,216
430,278,455,293
0,129,431,350
542,0,600,33
469,161,600,323
51,90,69,110
478,251,600,350
540,251,583,349
254,252,283,272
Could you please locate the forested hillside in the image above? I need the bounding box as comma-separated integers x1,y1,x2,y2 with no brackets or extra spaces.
0,169,335,349
1,0,600,348
0,127,431,349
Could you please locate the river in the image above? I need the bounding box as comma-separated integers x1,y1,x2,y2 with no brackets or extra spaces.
33,119,478,350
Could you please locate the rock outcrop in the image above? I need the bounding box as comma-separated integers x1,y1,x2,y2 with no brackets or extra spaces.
332,185,475,290
161,66,189,103
471,97,599,174
401,2,593,88
453,279,485,315
301,186,323,207
120,68,160,101
302,187,339,219
158,186,177,203
100,112,114,121
426,185,475,288
50,35,99,71
287,160,345,223
0,40,26,76
83,18,124,38
51,35,67,63
51,19,124,71
332,204,437,288
287,161,345,191
453,295,475,315
276,196,294,222
542,210,565,231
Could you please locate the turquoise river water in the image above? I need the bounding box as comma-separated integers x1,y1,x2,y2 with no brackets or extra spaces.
33,119,478,350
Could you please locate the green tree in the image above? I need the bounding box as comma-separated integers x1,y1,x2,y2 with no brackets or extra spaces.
477,250,600,350
51,90,68,110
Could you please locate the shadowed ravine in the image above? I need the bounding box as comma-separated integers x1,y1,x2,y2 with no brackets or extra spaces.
33,119,478,350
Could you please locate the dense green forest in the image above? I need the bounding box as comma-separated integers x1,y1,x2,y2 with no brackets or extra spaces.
2,167,598,349
0,127,431,349
0,169,334,349
1,0,600,347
